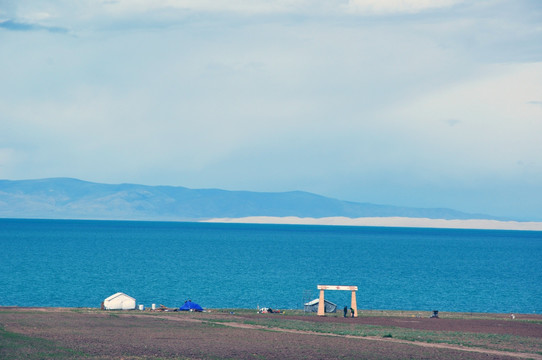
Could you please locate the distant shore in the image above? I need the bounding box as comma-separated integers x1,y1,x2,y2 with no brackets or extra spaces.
203,216,542,231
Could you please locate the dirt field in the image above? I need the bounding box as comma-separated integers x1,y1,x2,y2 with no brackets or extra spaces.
1,307,541,359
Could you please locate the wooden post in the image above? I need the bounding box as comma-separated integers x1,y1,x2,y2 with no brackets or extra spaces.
317,289,325,316
351,290,358,317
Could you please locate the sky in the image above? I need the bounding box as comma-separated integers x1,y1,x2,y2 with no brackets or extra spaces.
1,0,541,220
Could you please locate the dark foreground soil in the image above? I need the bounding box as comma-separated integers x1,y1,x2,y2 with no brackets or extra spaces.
1,307,541,360
277,313,542,338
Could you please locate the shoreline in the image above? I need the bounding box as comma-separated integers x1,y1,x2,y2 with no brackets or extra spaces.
2,306,540,318
202,216,542,231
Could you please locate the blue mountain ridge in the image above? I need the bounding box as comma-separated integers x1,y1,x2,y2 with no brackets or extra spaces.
0,177,505,221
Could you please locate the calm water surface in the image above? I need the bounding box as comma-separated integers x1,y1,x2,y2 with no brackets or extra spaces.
0,218,541,313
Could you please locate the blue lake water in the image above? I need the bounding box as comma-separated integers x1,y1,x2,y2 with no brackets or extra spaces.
0,218,541,313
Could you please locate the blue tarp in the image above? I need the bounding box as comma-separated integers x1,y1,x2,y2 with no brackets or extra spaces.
179,300,203,312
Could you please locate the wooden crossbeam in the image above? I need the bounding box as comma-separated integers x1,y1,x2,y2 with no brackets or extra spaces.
317,285,358,291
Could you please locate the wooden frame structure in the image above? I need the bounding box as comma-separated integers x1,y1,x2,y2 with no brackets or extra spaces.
317,285,358,317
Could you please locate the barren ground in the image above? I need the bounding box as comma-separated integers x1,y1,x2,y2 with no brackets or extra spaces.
1,307,541,359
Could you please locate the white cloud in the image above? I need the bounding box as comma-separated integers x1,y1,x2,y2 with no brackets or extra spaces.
1,0,541,218
2,0,469,28
345,0,465,14
102,0,309,14
97,0,467,16
2,0,327,25
386,62,542,179
0,148,16,169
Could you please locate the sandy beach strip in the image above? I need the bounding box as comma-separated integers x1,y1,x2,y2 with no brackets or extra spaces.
202,216,542,231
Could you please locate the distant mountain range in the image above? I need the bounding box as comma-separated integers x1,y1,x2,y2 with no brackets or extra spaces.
0,178,503,221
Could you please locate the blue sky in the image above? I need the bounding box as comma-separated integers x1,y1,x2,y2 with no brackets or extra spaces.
1,0,541,220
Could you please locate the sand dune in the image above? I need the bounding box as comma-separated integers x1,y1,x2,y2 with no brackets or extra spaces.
203,216,542,231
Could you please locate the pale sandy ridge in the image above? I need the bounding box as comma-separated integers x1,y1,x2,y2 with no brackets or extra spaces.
202,216,542,231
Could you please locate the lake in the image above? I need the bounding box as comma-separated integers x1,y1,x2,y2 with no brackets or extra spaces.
1,218,541,313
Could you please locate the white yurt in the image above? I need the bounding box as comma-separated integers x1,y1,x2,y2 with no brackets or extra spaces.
103,292,136,310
